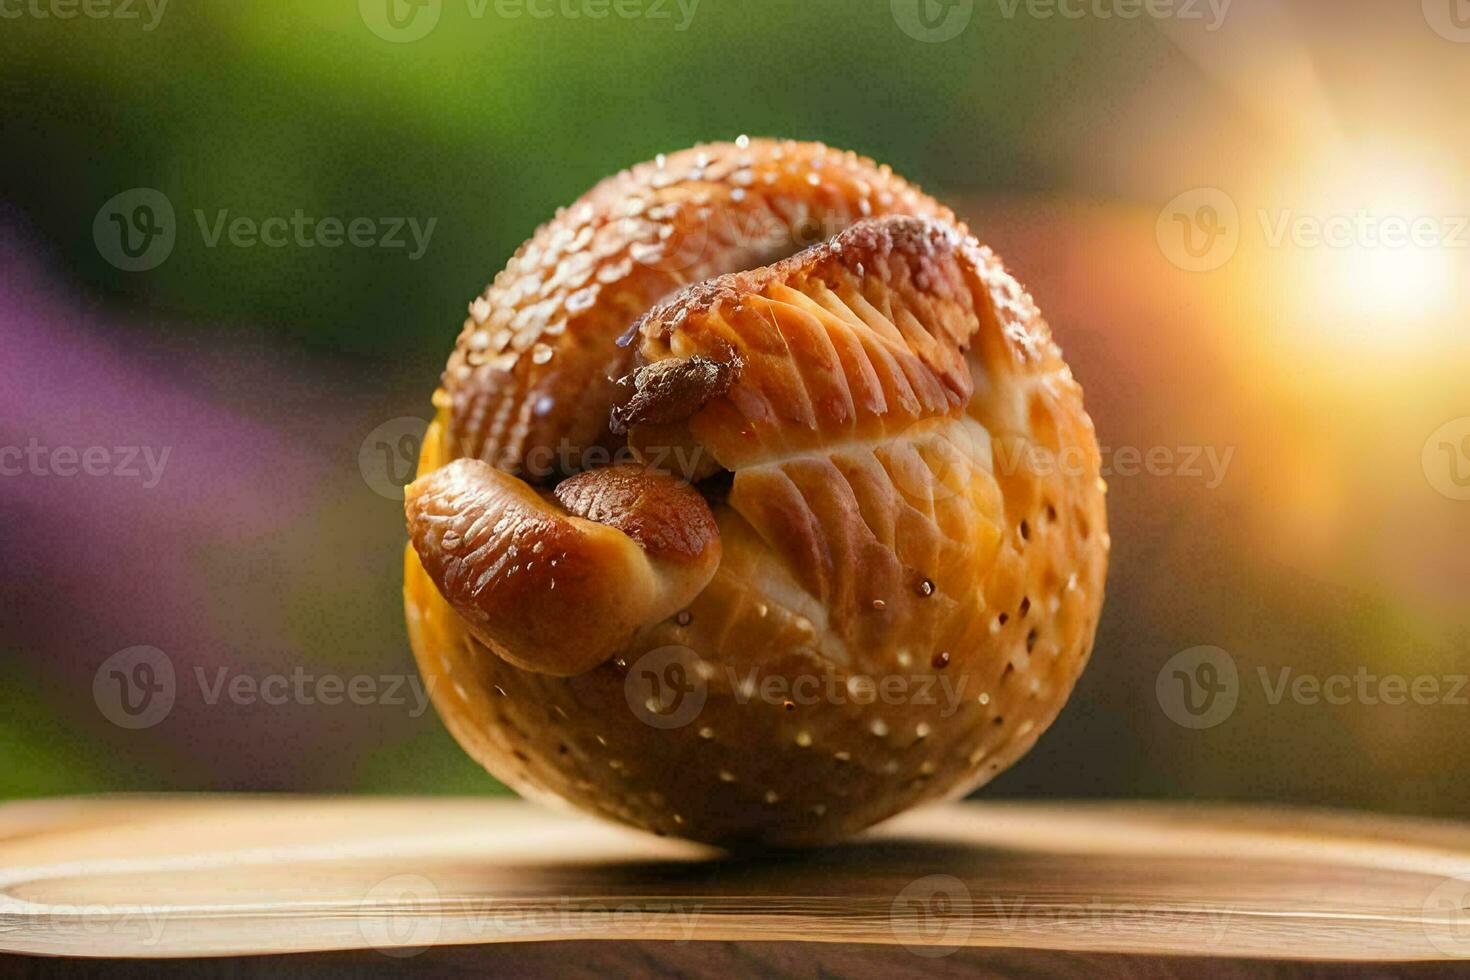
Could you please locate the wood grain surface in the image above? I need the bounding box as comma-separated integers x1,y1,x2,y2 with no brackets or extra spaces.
2,797,1468,975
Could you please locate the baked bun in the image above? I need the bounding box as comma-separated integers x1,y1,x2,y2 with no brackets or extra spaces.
405,140,1108,846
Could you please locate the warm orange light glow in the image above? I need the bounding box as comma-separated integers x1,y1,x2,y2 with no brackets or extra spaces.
1263,147,1465,350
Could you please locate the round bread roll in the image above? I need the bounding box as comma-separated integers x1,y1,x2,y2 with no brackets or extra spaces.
404,139,1108,846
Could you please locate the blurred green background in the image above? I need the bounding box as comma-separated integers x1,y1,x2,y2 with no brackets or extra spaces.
2,0,1467,816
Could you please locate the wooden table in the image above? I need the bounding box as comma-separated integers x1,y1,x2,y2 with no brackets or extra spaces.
2,797,1468,976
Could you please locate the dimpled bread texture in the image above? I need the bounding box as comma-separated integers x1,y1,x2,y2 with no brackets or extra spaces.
405,139,1108,846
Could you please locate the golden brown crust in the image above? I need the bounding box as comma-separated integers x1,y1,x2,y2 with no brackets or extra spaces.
553,464,717,563
405,141,1108,846
633,216,980,472
637,214,974,339
406,458,719,676
443,139,959,477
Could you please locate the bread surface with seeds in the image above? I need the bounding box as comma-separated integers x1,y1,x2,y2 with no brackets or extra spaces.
405,139,1108,846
